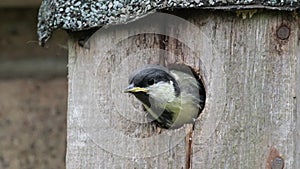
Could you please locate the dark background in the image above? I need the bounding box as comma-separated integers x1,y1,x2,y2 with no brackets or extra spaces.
0,1,67,168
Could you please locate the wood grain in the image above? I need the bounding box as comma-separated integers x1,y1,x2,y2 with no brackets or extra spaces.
67,11,299,168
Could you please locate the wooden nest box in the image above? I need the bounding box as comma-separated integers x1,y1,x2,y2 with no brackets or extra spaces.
38,0,300,168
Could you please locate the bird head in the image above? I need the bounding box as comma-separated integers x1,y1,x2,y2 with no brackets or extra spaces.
124,65,180,106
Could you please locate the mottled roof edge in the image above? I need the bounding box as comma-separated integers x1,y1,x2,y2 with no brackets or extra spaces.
37,0,300,45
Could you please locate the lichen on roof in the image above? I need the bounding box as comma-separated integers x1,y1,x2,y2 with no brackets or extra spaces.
37,0,300,45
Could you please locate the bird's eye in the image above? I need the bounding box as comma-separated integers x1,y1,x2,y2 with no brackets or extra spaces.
148,79,155,85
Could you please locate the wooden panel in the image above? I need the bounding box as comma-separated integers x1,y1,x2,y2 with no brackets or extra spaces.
67,11,299,168
67,17,188,168
295,15,300,168
180,11,299,169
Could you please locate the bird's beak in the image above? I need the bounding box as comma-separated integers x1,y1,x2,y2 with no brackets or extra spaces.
124,84,148,93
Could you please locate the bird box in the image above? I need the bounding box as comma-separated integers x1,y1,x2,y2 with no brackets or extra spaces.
38,1,300,168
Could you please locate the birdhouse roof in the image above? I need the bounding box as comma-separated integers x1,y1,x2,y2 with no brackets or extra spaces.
37,0,300,45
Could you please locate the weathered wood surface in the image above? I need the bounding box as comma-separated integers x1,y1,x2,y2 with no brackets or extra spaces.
67,11,299,168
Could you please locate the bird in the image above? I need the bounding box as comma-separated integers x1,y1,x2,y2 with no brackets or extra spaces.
124,64,205,129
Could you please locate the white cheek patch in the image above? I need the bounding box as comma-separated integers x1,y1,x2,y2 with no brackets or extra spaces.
148,81,176,103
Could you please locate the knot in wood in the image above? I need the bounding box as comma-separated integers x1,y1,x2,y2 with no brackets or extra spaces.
271,156,284,169
276,25,290,40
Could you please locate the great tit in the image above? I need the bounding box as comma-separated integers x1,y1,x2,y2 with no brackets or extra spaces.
124,64,205,129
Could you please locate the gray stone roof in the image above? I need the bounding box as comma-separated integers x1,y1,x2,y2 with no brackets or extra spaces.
37,0,300,45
